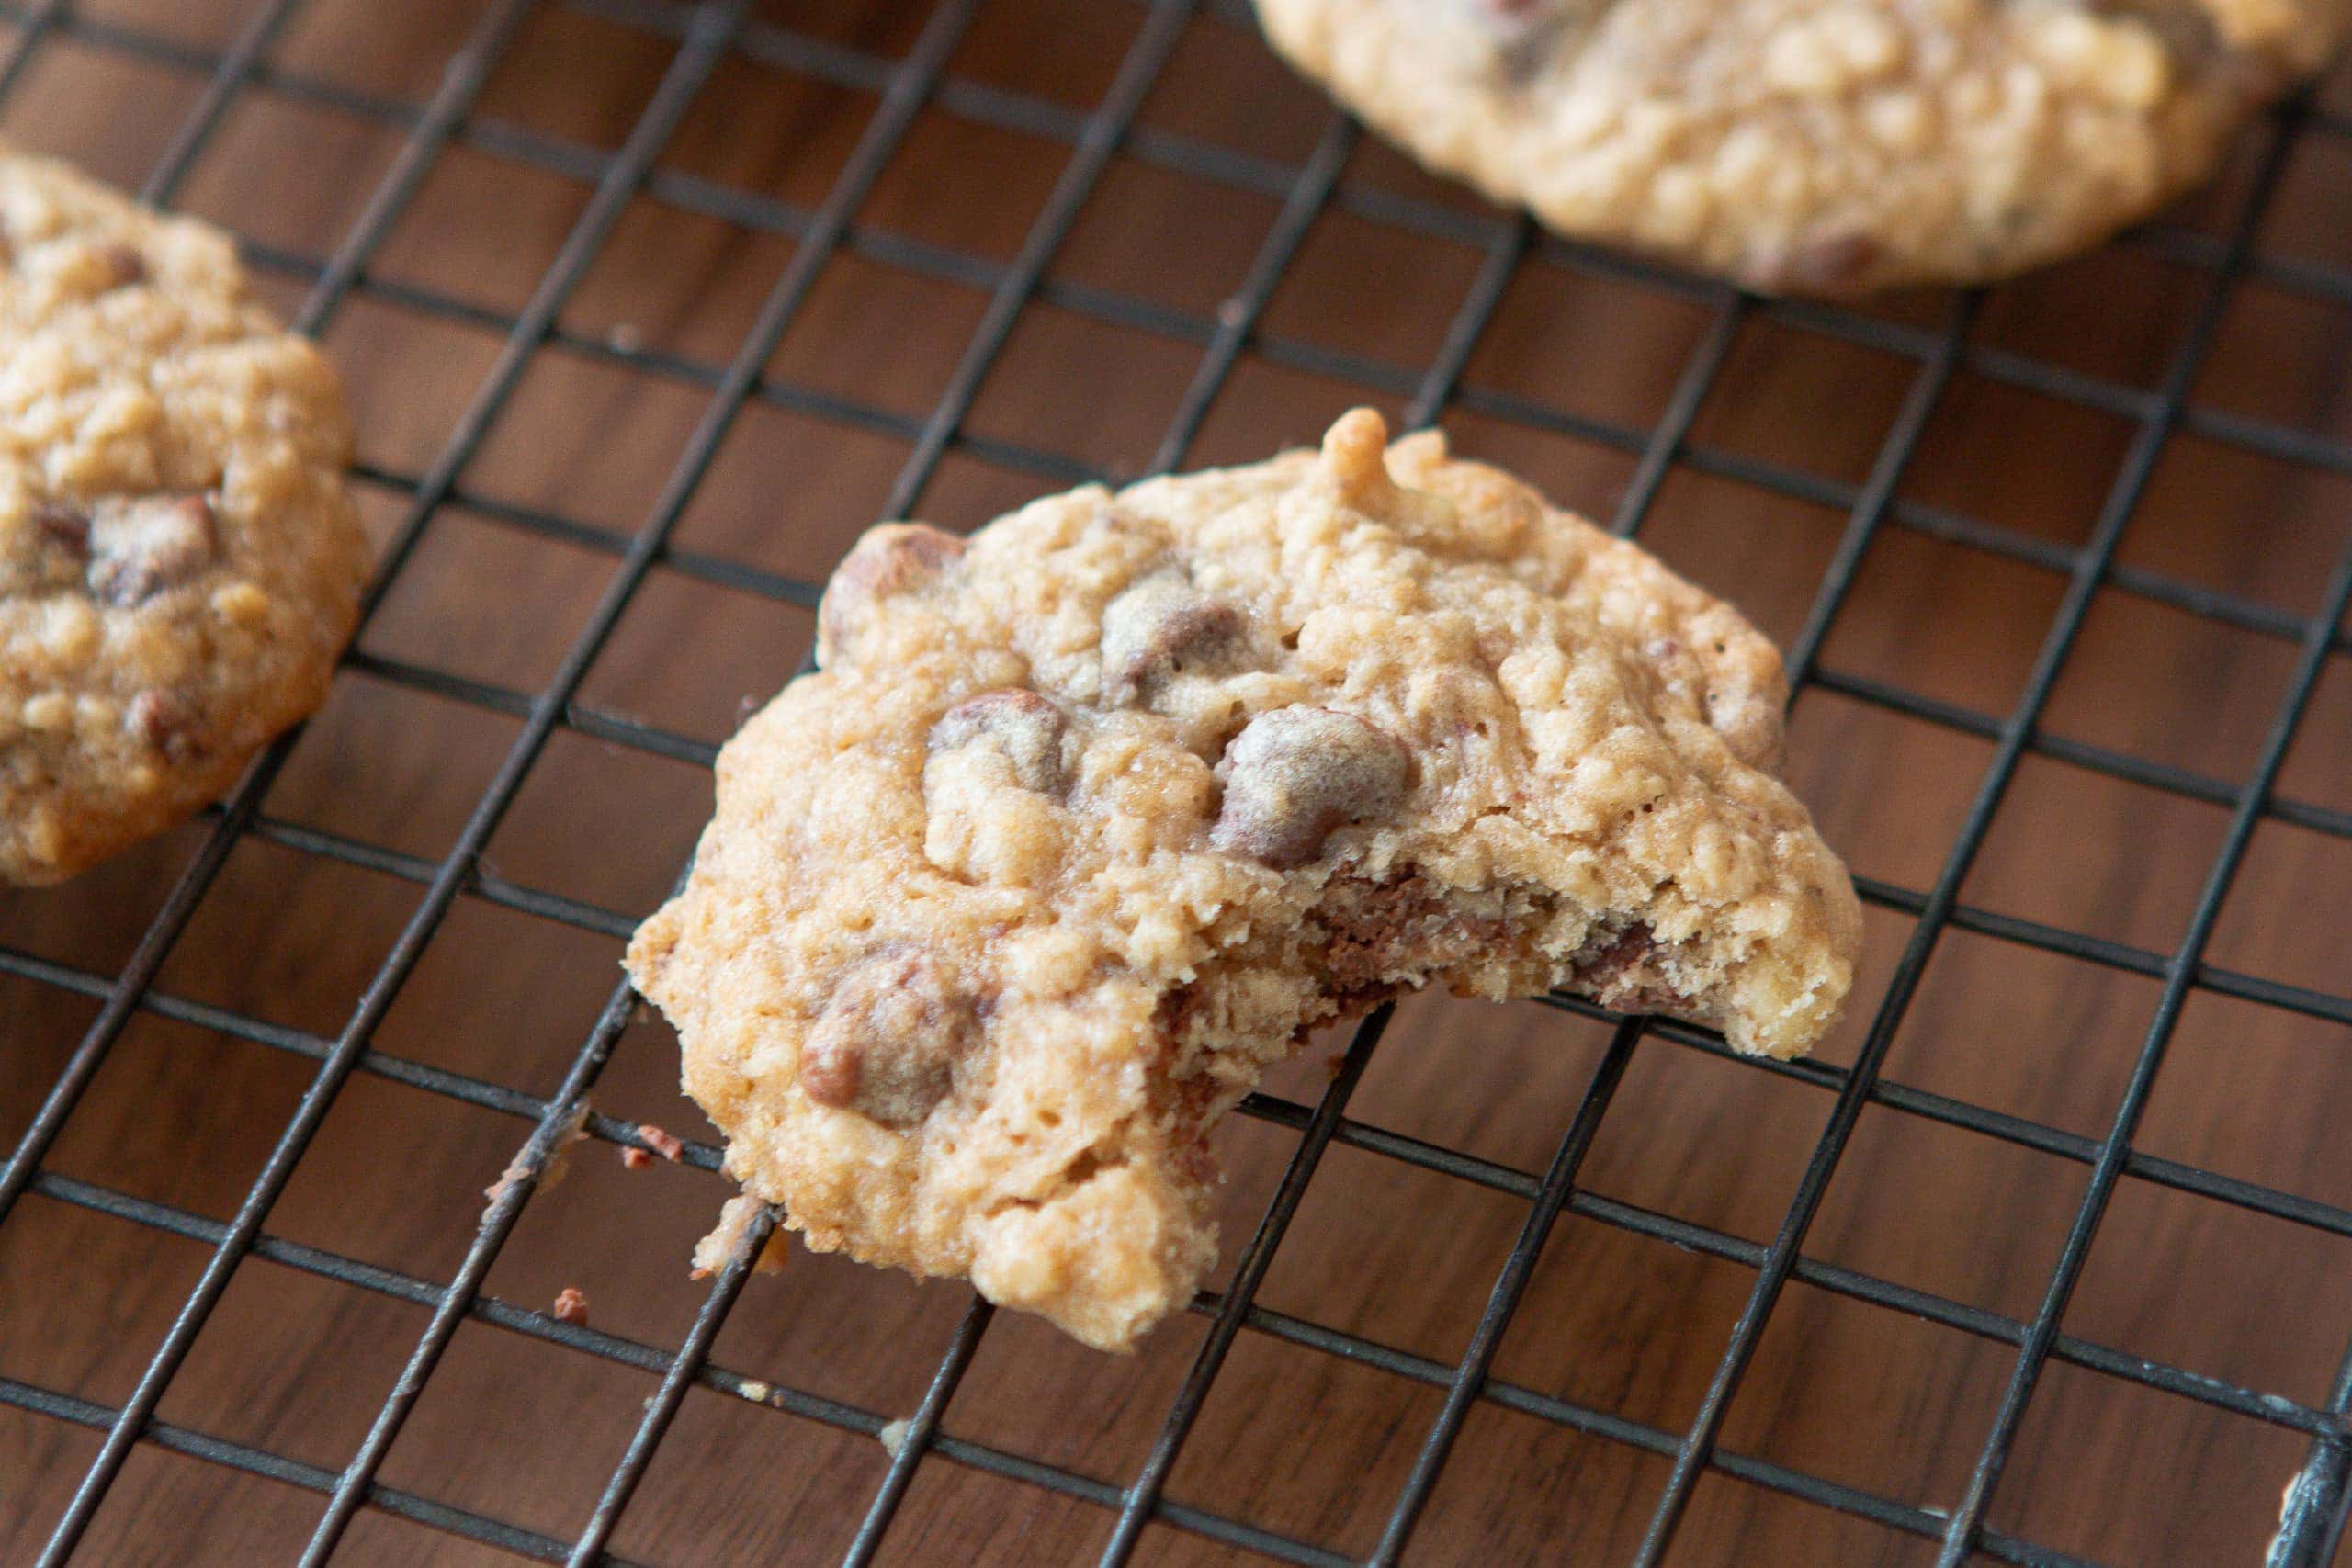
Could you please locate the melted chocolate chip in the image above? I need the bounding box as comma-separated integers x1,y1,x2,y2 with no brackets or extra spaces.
98,243,146,289
126,688,207,760
930,689,1069,795
1099,572,1248,700
1567,920,1681,1013
1474,0,1572,82
1307,873,1510,1013
1779,231,1883,295
801,946,977,1128
818,524,966,663
1572,921,1651,987
1212,706,1412,868
88,493,219,607
34,506,90,561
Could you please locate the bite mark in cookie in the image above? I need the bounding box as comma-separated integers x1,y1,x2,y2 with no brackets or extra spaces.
629,409,1860,1349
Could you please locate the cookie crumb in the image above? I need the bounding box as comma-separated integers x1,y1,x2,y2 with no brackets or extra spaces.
739,1379,773,1404
552,1287,590,1326
481,1100,593,1215
637,1123,684,1162
619,1146,654,1169
691,1194,788,1279
483,1156,528,1207
877,1418,911,1459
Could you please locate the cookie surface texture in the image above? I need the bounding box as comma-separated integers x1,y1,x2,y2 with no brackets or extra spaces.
628,409,1862,1350
0,146,365,884
1254,0,2348,293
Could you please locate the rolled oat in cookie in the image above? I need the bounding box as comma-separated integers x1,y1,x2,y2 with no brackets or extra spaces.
1253,0,2351,293
628,409,1862,1351
0,145,365,885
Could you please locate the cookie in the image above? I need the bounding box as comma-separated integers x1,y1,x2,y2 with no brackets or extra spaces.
628,410,1861,1350
0,147,366,885
1254,0,2348,293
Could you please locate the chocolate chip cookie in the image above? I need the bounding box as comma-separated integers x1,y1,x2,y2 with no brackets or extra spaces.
1,147,366,885
1255,0,2347,293
628,410,1860,1350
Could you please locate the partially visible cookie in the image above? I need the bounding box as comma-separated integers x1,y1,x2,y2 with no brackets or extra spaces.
1255,0,2348,293
630,409,1860,1350
1,147,366,885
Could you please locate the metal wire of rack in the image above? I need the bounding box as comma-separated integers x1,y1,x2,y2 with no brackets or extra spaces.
0,0,2349,1563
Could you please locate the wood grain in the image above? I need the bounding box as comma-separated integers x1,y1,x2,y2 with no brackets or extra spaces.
4,2,2352,1564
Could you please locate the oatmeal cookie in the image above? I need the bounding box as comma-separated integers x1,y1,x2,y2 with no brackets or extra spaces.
628,410,1860,1350
0,147,366,884
1254,0,2348,293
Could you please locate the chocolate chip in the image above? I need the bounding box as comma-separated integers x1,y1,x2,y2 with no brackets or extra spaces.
1316,873,1479,999
818,523,965,663
1568,920,1681,1013
1573,921,1651,986
930,689,1069,795
802,946,976,1128
1778,230,1883,295
1212,706,1413,868
35,506,90,561
126,688,207,760
1466,0,1560,30
1100,571,1247,700
1471,0,1569,81
88,493,219,606
2219,48,2295,111
98,243,146,289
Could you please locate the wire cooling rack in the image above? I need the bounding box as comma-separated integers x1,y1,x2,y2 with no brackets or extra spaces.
2,0,2351,1563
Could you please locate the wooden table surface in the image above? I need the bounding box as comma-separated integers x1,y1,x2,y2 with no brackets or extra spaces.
4,1,2352,1563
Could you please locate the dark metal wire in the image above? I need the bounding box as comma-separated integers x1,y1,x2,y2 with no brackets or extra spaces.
22,0,769,1558
1365,1018,1644,1563
1634,96,2319,1568
301,3,988,1557
0,0,2347,1563
18,0,2352,681
1098,1011,1397,1562
1934,112,2352,1565
2270,1348,2352,1568
1981,439,2352,1567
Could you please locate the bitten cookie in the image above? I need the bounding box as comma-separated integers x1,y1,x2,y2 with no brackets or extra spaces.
0,147,366,885
1254,0,2349,294
628,410,1861,1350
